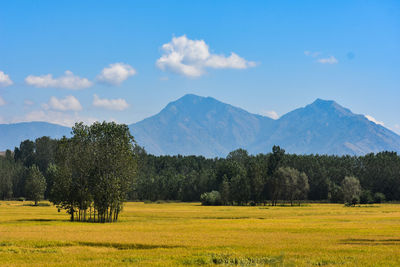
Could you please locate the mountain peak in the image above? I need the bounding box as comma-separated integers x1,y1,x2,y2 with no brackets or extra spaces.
312,98,335,105
178,93,204,101
306,98,353,117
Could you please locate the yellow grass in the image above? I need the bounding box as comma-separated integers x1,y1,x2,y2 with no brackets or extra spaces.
1,201,400,266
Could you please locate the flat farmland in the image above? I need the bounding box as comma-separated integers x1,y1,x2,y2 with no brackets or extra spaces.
1,202,400,266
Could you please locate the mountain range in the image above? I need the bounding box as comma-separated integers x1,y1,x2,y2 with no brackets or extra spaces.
1,94,400,157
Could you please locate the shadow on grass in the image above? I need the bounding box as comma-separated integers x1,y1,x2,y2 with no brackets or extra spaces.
340,238,400,246
0,240,183,250
22,203,51,207
76,241,183,250
14,218,62,223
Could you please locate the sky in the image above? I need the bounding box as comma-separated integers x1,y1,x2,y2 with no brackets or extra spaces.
0,0,399,133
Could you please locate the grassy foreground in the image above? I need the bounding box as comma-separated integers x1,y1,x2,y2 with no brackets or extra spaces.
0,202,400,266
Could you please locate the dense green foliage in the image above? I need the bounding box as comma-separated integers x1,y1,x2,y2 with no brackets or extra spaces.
1,127,400,207
50,122,137,222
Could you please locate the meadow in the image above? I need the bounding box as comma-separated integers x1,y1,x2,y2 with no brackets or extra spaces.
0,202,400,266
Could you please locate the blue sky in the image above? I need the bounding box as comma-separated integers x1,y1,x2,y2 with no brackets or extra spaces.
0,0,399,133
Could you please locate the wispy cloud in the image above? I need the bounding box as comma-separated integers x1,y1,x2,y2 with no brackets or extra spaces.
317,56,338,64
365,115,384,126
0,71,13,87
43,95,82,111
304,51,338,64
96,63,136,85
156,35,256,77
25,70,93,90
93,94,129,111
304,51,321,58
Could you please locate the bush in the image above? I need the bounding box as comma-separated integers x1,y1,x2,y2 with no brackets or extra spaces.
360,190,374,204
374,192,386,203
200,191,222,206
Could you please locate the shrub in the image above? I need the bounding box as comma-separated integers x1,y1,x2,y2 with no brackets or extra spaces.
200,191,222,206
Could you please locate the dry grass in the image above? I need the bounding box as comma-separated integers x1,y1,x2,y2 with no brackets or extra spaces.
1,201,400,266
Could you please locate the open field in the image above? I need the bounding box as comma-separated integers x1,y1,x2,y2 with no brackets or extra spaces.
1,202,400,266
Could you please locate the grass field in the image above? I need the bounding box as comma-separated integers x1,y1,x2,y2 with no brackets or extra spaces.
1,202,400,266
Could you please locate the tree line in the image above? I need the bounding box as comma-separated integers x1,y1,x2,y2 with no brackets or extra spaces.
1,122,400,212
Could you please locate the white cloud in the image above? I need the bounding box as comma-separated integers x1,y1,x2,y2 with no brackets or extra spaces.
262,110,279,120
43,96,82,111
156,35,256,77
317,56,338,64
365,115,384,126
92,94,129,111
0,71,13,87
0,96,6,106
96,63,136,85
25,70,93,89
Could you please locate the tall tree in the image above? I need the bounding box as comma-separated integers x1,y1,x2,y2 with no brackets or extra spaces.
25,165,46,206
14,140,35,167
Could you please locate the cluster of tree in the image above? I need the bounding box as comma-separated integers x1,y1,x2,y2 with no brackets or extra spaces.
50,122,136,222
1,129,400,208
133,146,398,206
200,148,309,206
130,146,400,206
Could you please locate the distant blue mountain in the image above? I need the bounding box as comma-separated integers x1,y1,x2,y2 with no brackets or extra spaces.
249,99,400,155
130,94,400,157
0,122,71,150
1,95,400,157
130,94,275,157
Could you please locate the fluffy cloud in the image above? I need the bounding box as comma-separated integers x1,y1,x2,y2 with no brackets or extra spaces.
262,110,279,120
365,115,384,126
96,63,136,85
317,56,338,64
43,96,82,111
0,96,6,106
156,35,256,77
25,70,93,89
92,94,129,111
0,71,13,87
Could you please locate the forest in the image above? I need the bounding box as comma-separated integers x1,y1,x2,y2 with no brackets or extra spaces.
1,122,399,216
